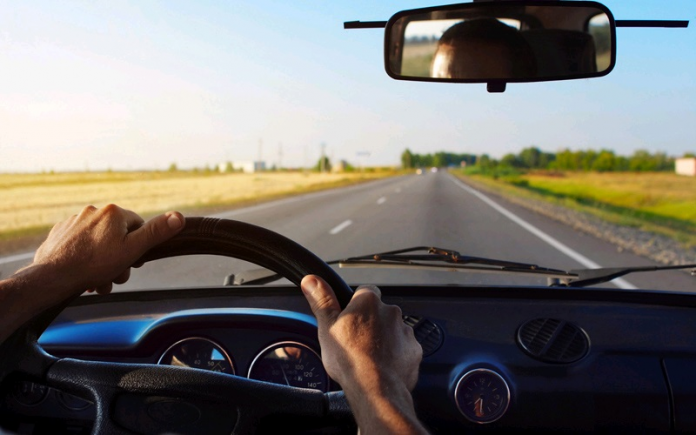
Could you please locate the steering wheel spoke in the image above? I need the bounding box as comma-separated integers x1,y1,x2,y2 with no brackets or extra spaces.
46,358,336,434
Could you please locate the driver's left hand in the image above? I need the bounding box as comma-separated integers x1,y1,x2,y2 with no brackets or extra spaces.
21,204,184,298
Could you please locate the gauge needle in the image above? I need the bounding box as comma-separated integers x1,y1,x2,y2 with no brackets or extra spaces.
475,397,484,418
280,364,290,386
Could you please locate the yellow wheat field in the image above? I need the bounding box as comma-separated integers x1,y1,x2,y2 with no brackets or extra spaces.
0,171,388,236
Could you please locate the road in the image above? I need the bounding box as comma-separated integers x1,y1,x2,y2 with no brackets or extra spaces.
1,172,694,292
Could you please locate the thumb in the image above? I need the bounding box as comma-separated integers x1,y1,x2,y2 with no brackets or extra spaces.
127,211,185,253
301,275,341,328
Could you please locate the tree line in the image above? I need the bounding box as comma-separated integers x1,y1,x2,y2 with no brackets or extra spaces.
401,147,684,172
401,150,477,169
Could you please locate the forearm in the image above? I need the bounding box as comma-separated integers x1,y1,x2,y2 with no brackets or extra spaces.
343,372,429,435
0,264,72,344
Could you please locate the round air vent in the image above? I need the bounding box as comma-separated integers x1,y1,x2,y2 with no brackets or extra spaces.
402,315,444,357
517,318,589,364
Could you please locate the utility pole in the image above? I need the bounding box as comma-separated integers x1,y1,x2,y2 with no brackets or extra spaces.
320,142,327,173
330,147,334,173
278,142,283,171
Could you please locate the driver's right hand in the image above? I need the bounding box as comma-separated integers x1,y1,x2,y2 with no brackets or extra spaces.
300,275,422,393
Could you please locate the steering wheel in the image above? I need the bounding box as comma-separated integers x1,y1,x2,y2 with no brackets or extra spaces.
0,217,355,434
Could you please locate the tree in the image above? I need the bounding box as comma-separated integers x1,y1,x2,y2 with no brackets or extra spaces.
591,150,616,172
519,147,542,169
401,149,414,169
629,149,655,171
168,162,178,172
500,153,521,168
315,156,331,172
433,152,447,168
476,154,492,169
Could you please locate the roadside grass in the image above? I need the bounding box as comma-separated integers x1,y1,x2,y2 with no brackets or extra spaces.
457,170,696,248
0,170,395,250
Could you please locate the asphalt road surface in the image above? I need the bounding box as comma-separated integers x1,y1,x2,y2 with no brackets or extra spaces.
1,172,694,292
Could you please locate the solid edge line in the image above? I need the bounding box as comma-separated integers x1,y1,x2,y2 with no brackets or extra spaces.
449,176,637,290
0,252,34,266
329,220,353,235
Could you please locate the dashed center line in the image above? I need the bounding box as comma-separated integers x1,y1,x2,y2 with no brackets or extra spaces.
329,219,353,235
377,197,387,205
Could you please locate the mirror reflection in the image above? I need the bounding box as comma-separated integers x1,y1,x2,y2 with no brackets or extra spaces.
388,3,614,81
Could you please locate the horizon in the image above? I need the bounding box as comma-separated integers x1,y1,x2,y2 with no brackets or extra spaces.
0,145,690,175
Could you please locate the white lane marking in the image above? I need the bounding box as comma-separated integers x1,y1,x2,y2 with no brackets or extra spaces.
377,197,387,205
449,176,637,290
329,220,353,235
211,176,402,219
0,252,34,266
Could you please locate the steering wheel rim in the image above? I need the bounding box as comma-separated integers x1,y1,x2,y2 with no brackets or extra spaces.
0,217,355,434
137,217,354,308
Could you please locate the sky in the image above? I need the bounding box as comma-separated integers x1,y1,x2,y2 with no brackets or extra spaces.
0,0,694,172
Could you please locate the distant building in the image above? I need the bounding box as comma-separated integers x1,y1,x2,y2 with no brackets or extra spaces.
675,158,696,176
332,160,349,173
232,161,266,173
218,162,234,173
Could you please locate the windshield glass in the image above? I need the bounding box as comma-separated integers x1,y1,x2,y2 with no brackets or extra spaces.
0,1,694,292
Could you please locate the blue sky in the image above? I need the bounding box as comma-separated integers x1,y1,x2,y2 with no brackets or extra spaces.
0,0,694,171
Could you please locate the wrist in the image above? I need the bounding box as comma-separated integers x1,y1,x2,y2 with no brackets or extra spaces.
340,366,425,434
341,364,411,401
0,264,81,344
9,263,77,306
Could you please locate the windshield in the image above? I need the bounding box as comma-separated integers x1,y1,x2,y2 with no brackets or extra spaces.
0,1,694,292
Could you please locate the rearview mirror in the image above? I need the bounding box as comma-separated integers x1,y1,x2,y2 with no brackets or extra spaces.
385,1,616,86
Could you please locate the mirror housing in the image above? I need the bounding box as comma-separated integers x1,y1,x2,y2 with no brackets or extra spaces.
385,1,616,88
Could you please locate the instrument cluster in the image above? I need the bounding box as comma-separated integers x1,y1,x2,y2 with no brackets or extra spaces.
157,336,329,392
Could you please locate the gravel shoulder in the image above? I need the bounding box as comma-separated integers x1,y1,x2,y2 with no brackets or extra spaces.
457,175,696,266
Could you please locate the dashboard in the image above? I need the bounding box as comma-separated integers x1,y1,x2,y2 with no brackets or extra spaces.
2,285,696,434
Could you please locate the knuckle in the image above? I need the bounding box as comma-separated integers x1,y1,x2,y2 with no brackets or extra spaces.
357,284,381,297
313,293,336,313
147,223,162,241
355,289,381,305
387,304,403,318
80,205,97,215
101,203,122,217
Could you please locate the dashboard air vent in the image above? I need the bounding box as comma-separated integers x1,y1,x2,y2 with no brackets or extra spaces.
402,315,444,357
517,318,589,364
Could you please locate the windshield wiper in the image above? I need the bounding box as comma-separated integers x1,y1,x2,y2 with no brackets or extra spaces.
338,246,576,280
223,246,696,289
567,264,696,288
224,246,576,286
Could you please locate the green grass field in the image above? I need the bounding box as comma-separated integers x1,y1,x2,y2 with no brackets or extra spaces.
460,171,696,248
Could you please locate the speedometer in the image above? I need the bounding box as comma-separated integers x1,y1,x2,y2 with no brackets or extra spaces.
158,337,235,375
248,341,328,392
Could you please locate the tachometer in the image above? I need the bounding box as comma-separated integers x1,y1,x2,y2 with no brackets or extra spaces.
248,341,328,392
158,337,235,375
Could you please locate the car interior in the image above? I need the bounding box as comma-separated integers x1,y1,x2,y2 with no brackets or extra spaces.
0,1,694,434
